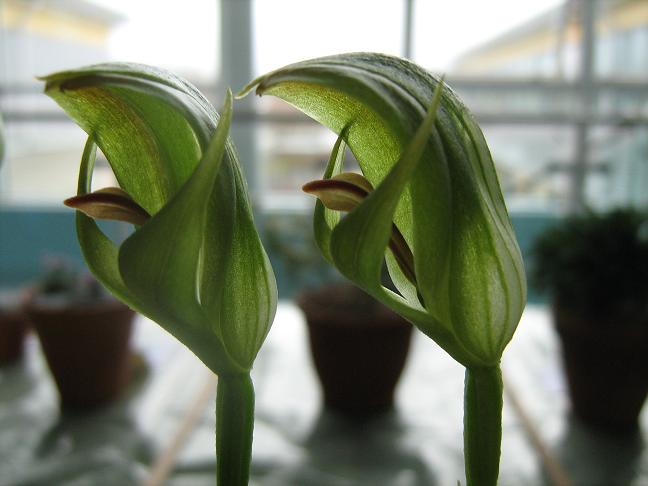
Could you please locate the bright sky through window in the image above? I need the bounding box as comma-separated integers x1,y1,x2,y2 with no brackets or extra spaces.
92,0,562,79
91,0,219,82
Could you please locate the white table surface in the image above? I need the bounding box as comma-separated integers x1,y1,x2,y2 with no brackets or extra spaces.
0,303,646,485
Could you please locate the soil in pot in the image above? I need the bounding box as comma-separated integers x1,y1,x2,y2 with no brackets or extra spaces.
298,283,413,418
554,306,648,434
26,299,135,412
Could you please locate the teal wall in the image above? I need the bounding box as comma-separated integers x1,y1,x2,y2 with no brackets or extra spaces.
263,211,557,302
510,213,558,303
0,209,557,301
0,209,126,287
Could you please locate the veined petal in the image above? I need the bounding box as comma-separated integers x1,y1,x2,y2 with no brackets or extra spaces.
43,63,211,215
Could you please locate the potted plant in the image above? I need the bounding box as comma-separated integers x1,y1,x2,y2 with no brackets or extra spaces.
266,212,412,417
532,208,648,434
24,258,135,411
298,281,413,417
241,53,527,486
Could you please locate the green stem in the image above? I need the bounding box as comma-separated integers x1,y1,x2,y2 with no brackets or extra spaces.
463,365,503,486
216,373,255,486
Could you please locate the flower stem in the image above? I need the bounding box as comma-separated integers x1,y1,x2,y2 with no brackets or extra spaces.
463,365,503,486
216,373,255,486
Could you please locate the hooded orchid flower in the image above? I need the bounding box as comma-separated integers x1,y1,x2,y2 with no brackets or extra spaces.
240,53,526,486
43,64,276,486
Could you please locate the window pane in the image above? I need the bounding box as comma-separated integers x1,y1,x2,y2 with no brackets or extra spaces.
253,0,404,74
258,122,337,212
586,125,648,210
252,0,405,211
413,0,563,75
411,0,648,214
0,0,220,206
96,0,219,84
482,124,574,212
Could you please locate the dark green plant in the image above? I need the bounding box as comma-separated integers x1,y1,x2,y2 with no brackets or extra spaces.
35,258,107,304
240,53,527,486
42,64,277,486
532,208,648,322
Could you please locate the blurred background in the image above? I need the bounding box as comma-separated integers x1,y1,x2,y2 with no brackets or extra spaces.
1,1,647,485
1,0,647,291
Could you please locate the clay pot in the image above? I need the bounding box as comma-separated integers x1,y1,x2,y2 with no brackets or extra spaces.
554,305,648,434
0,310,29,365
298,283,413,417
25,299,135,412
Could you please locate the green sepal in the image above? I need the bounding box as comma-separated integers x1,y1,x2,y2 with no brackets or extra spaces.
328,85,482,367
118,92,237,374
75,137,143,310
329,81,442,295
199,148,277,369
312,127,347,263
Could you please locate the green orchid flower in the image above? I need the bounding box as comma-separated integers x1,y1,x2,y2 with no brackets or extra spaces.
43,64,277,486
241,53,526,486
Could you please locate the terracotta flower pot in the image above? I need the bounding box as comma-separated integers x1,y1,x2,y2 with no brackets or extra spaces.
298,283,413,417
554,305,648,434
0,310,29,366
26,299,135,412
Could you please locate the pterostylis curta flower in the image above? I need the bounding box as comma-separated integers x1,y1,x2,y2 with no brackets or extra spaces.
240,53,526,486
43,64,277,486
